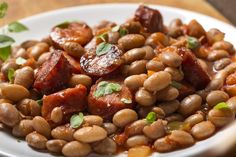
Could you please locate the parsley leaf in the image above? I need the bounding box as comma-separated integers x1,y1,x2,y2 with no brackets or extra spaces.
70,112,84,128
145,112,157,123
0,2,8,19
0,45,11,61
214,102,230,110
96,42,112,56
187,37,200,50
94,81,121,98
16,57,27,65
119,28,128,37
8,21,28,33
55,21,70,29
170,81,182,89
97,33,107,42
36,99,43,106
111,25,120,32
7,68,15,83
0,34,15,48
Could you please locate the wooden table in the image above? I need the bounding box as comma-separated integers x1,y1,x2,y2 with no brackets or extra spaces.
1,0,230,26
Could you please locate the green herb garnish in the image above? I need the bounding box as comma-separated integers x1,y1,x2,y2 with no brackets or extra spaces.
111,25,120,32
97,33,107,42
187,36,200,50
7,68,15,83
96,42,112,56
54,21,70,29
111,25,128,37
166,121,191,133
170,81,182,89
0,2,8,19
36,99,43,106
121,98,132,104
16,57,27,65
94,81,122,98
8,21,28,33
70,112,84,128
145,112,157,123
214,102,230,110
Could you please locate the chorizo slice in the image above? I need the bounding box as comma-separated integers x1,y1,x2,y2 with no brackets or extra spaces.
63,52,81,73
80,43,124,77
42,84,87,122
178,47,211,90
50,22,93,48
134,5,164,33
34,50,72,95
88,78,134,119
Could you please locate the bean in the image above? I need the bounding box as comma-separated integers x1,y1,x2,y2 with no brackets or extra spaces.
178,94,202,116
12,119,34,137
158,100,180,116
144,71,171,92
184,114,204,127
27,42,49,60
113,109,138,127
26,132,47,150
69,74,92,88
214,58,231,71
128,60,147,75
1,60,19,77
164,67,184,81
0,98,13,104
14,66,34,89
46,139,67,153
41,35,53,46
168,18,183,38
160,51,182,67
93,137,117,155
165,113,184,122
126,119,149,136
17,99,41,116
123,47,146,64
102,123,117,135
1,84,29,102
51,107,63,123
206,90,229,108
187,20,205,38
62,141,91,157
63,42,85,59
121,65,130,76
206,28,225,45
143,120,165,139
124,74,147,91
37,52,51,65
21,40,39,49
32,116,51,138
227,97,236,114
152,107,166,119
14,48,28,58
137,106,152,118
212,41,235,55
207,50,229,61
168,130,194,146
74,125,107,143
156,86,179,101
198,59,209,72
128,145,151,157
126,135,149,147
135,88,157,106
205,78,224,91
51,125,75,141
145,32,169,48
191,121,216,140
146,60,165,72
0,103,21,127
207,108,234,127
154,137,174,152
83,115,103,126
122,21,142,34
108,31,120,44
118,34,145,50
140,46,155,60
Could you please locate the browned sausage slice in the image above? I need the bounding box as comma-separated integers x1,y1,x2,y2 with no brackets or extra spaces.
34,50,72,95
88,78,134,119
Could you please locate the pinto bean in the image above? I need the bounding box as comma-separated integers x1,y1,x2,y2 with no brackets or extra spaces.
102,123,117,135
62,141,91,157
124,74,147,91
168,18,183,38
164,67,183,81
21,40,39,49
113,109,138,127
143,46,155,60
207,50,229,61
135,88,157,106
122,21,142,34
118,34,145,50
0,103,21,127
212,41,235,55
69,74,92,88
17,98,41,116
27,42,49,60
144,71,171,92
73,125,107,143
206,28,225,45
156,86,179,101
154,137,174,152
214,58,231,71
227,97,236,114
184,114,204,127
191,121,216,140
165,113,184,122
51,107,63,123
108,31,120,44
83,115,103,126
143,120,165,139
158,100,180,116
178,94,202,116
1,60,19,77
207,108,234,127
123,47,146,64
126,119,148,136
12,119,34,137
126,135,149,147
160,51,182,67
46,139,67,153
206,90,229,108
187,20,205,38
51,125,75,141
168,130,194,146
26,132,48,150
63,42,85,59
93,137,117,155
146,60,165,72
37,52,51,65
14,66,34,89
152,107,166,119
128,60,147,75
14,48,28,58
32,116,51,138
145,32,169,48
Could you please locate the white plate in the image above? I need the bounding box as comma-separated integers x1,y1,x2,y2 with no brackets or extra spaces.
1,3,236,157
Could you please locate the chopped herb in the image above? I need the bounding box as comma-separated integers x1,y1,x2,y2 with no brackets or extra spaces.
16,139,21,143
119,28,128,37
121,98,132,104
54,21,70,29
0,45,11,61
7,68,14,83
214,102,230,110
96,42,112,56
70,112,84,128
111,25,120,32
0,34,15,48
187,36,200,50
97,33,107,42
36,99,43,106
0,2,8,19
8,21,28,33
170,81,182,89
145,112,157,123
16,57,27,65
166,121,191,133
93,81,122,98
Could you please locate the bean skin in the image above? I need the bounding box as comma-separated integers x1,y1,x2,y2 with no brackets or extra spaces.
62,141,91,157
160,51,183,67
227,97,236,114
124,74,147,91
12,119,34,137
168,130,194,146
126,135,149,147
128,60,147,75
154,137,174,152
46,139,67,153
26,132,48,150
156,86,179,101
51,125,75,141
102,123,117,135
135,88,157,106
32,116,51,138
191,121,216,140
184,114,204,127
0,103,21,127
118,34,145,51
146,60,165,72
158,100,180,116
143,120,165,139
207,108,234,127
113,109,138,127
206,90,229,108
93,137,117,155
